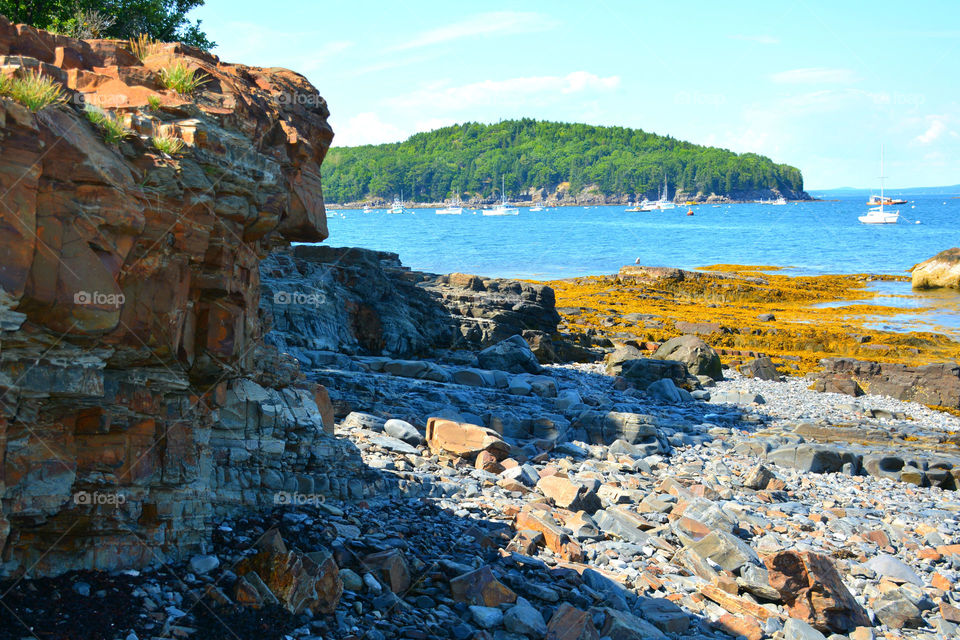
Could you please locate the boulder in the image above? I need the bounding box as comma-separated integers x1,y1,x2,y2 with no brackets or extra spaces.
863,554,923,586
383,419,423,445
515,506,584,561
739,356,783,381
873,588,926,629
546,603,600,640
652,335,722,380
599,607,668,640
425,418,510,460
768,444,845,474
504,598,548,637
450,566,517,607
911,247,960,290
235,550,342,615
537,475,601,513
646,378,693,403
765,550,870,633
477,334,542,373
808,358,960,409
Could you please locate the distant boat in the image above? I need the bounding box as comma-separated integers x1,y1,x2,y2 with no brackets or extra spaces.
436,197,463,215
387,194,407,214
859,146,900,224
483,177,519,216
626,198,656,211
771,196,787,206
529,204,545,212
654,176,676,210
867,194,907,206
362,205,373,213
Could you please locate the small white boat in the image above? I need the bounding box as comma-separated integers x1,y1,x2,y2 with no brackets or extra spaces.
484,177,519,216
771,196,787,206
653,176,675,210
529,204,545,212
362,205,373,213
859,146,899,224
387,193,407,214
436,197,464,215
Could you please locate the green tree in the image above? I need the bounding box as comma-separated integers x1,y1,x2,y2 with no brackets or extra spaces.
0,0,214,49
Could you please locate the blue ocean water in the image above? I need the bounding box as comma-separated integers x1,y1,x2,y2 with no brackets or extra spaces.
323,195,960,281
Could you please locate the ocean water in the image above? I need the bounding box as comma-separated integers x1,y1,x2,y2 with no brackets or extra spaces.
321,194,960,335
324,195,960,280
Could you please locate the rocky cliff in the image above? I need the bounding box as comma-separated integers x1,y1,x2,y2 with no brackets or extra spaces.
0,17,362,576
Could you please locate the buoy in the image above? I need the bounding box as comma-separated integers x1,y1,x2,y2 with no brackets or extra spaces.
686,209,694,216
915,220,921,224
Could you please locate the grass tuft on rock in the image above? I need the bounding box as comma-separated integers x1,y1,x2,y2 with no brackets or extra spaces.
0,71,66,112
127,34,163,62
84,106,132,145
158,63,209,95
152,134,184,156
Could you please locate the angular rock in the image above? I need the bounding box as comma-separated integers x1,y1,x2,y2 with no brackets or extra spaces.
450,566,517,607
873,588,926,629
425,417,509,460
863,554,923,586
537,475,601,513
599,607,668,640
740,356,783,381
765,550,870,633
235,550,342,615
546,603,600,640
504,598,548,637
362,549,411,593
515,506,584,562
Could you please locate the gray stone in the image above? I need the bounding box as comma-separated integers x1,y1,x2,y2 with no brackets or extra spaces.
652,335,723,381
383,419,423,445
339,568,363,591
500,464,540,487
503,598,547,637
477,335,542,374
189,555,220,575
784,617,827,640
637,597,690,634
740,356,783,381
646,378,693,403
768,444,844,474
873,588,926,629
470,605,504,629
864,554,923,586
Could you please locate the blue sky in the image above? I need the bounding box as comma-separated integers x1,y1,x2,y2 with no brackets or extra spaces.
192,0,959,189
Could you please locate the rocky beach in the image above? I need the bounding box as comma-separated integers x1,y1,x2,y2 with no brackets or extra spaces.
1,15,960,640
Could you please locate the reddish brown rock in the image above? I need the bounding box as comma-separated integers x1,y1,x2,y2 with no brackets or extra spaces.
765,549,871,633
450,566,517,607
546,603,600,640
362,549,411,593
476,450,505,473
716,613,763,640
235,550,342,614
425,417,510,460
537,475,599,512
515,506,584,562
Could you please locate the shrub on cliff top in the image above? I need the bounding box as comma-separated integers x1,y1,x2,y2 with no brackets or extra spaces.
0,70,66,112
84,105,132,145
0,0,215,50
158,63,209,95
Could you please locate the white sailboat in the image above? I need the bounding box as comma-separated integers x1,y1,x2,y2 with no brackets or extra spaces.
436,196,464,215
483,177,519,216
528,203,545,212
859,147,900,224
771,196,787,206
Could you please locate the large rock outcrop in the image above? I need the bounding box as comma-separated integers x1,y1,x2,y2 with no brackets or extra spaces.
0,17,367,576
911,247,960,290
808,357,960,409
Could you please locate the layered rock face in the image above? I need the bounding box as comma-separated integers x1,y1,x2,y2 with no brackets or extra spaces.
0,18,356,576
260,245,560,361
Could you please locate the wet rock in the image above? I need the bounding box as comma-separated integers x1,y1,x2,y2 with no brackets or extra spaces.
765,550,870,633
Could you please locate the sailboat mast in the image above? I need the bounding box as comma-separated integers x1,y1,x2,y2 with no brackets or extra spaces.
879,145,884,212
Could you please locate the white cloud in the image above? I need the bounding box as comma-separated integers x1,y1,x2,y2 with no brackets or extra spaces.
299,41,354,73
214,22,353,69
386,71,620,110
390,11,558,51
770,67,857,84
916,116,948,144
728,34,780,44
331,112,407,147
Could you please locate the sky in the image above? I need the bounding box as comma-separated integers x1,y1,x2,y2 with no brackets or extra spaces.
191,0,960,190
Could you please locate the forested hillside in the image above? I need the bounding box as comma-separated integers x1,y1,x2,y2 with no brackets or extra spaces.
322,119,806,203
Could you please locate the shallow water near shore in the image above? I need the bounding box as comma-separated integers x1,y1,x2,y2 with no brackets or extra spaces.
324,194,960,280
